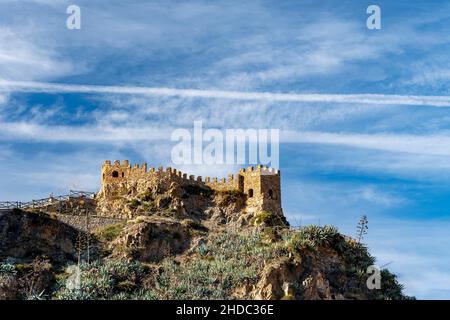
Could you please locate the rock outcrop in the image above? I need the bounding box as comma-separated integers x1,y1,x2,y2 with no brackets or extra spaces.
0,210,81,263
109,216,192,262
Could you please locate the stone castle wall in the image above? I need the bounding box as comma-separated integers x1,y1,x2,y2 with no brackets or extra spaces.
100,160,282,215
56,213,125,231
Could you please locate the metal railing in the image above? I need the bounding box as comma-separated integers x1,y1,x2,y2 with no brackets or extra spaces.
0,190,96,211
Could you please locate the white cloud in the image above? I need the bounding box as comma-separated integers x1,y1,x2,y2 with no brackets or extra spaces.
2,80,450,107
358,186,406,207
282,130,450,156
0,29,73,81
0,121,169,142
0,94,7,106
3,119,450,156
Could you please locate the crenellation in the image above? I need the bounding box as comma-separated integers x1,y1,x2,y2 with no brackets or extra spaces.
100,160,282,217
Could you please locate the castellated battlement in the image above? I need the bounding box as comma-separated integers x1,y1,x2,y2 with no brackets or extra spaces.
100,160,282,215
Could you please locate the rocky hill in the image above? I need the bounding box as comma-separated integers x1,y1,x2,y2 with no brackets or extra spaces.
0,184,411,300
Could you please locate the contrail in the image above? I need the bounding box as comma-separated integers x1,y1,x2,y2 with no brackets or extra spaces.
1,80,450,107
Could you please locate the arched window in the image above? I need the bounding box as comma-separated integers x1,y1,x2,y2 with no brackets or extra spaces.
122,172,125,178
248,189,254,198
112,171,119,178
268,189,274,199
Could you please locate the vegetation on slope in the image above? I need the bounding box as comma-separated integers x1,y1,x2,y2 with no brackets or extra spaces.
48,225,411,300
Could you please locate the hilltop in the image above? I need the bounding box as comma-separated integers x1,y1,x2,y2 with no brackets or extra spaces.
0,163,411,300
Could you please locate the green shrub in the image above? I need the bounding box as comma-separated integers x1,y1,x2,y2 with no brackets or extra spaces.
134,289,159,300
15,263,32,273
56,261,146,300
139,191,154,202
95,222,127,242
128,199,141,209
251,211,285,226
116,280,136,293
285,234,316,252
195,243,209,256
375,269,414,300
142,200,157,213
151,230,284,299
280,225,347,256
297,225,342,247
218,189,244,205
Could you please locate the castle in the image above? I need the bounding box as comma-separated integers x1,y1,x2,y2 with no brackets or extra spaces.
100,160,283,215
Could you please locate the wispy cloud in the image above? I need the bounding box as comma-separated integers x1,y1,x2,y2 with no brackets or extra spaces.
3,80,450,107
282,130,450,156
0,121,169,142
3,119,450,159
0,29,73,81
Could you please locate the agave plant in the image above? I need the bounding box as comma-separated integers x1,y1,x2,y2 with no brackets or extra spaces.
0,262,16,275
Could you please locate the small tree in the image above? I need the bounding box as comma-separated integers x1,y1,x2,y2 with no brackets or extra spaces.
356,214,368,243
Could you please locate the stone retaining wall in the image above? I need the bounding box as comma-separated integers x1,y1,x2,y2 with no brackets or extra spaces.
56,213,125,231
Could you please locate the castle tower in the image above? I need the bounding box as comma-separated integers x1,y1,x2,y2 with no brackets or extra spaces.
101,160,132,195
239,165,282,216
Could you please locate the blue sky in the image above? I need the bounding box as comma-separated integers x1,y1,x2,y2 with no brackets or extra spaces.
1,0,450,299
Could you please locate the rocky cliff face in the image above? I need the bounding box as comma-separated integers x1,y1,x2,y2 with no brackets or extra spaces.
0,210,80,263
108,216,192,263
0,210,84,299
0,192,410,300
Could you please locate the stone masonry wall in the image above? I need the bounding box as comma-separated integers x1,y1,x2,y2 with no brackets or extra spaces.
56,213,125,231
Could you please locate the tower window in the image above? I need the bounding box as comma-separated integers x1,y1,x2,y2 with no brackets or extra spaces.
112,171,119,178
248,189,254,198
268,189,274,199
122,172,125,178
